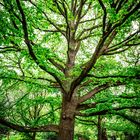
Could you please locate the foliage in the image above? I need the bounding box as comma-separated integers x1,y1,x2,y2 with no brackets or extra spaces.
0,0,140,139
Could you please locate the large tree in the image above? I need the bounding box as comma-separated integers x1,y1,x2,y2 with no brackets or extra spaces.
0,0,140,139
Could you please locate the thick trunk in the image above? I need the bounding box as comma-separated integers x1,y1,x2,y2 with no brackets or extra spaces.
58,115,75,140
58,96,77,140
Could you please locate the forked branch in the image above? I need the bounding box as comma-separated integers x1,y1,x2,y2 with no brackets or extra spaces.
78,81,124,103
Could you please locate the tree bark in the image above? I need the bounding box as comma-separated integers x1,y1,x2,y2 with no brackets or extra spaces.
58,116,75,140
97,115,108,140
97,115,102,140
58,95,77,140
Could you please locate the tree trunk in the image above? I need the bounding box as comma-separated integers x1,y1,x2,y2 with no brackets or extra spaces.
97,115,102,140
97,115,108,140
58,115,75,140
7,132,10,140
31,132,36,140
102,128,108,140
58,96,77,140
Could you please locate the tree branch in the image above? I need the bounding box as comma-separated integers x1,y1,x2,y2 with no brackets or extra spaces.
0,47,21,53
79,16,101,24
71,0,78,16
115,112,140,125
69,36,110,100
29,0,66,37
98,0,107,35
116,0,129,13
108,30,140,51
76,106,140,117
87,74,140,79
48,58,65,73
0,76,56,88
71,1,140,89
75,0,86,29
76,117,97,126
77,24,102,40
80,1,93,19
111,3,140,31
16,0,38,63
0,119,59,133
78,81,124,103
16,0,64,91
53,0,65,17
77,95,139,111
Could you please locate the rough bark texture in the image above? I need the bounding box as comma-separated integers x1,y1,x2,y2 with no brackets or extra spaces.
58,116,75,140
58,95,77,140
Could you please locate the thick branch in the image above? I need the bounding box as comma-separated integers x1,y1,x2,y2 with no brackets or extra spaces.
78,81,124,103
16,0,37,61
77,100,109,111
0,119,59,133
69,36,109,100
87,74,140,79
16,0,64,91
77,96,139,111
100,29,117,53
76,106,140,117
0,76,55,88
98,0,107,35
70,3,139,95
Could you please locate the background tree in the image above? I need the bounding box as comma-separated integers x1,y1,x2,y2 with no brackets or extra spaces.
0,94,10,140
0,0,140,140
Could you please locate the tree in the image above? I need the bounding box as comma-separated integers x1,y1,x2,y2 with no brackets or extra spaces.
0,94,10,140
0,0,140,140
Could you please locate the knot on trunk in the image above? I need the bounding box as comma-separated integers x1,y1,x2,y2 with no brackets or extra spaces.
62,112,73,120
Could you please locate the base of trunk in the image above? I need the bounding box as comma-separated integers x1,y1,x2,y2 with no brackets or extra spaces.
58,117,75,140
